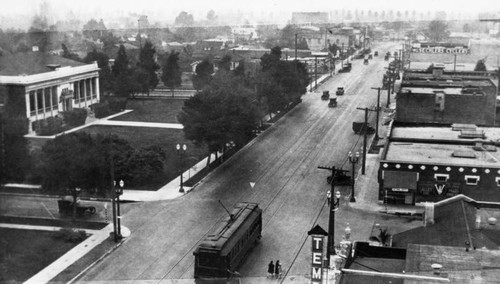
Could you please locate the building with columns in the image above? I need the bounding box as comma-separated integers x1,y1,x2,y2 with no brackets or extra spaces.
0,52,100,134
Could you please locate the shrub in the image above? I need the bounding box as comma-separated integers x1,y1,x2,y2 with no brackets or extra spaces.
53,228,88,243
91,102,111,118
33,116,64,136
105,97,128,112
62,108,87,127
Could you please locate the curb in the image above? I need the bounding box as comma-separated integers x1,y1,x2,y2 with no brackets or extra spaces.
67,235,128,284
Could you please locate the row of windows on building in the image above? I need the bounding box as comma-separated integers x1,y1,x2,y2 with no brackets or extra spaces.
28,78,97,115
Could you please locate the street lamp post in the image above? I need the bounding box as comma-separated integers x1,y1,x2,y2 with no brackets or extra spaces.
0,105,4,189
115,180,124,239
328,190,341,266
176,144,187,193
72,187,81,220
348,151,359,202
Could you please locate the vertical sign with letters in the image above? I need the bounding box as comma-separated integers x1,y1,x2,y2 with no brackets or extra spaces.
311,236,324,283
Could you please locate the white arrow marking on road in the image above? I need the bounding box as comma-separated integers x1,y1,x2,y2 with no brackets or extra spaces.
250,182,255,189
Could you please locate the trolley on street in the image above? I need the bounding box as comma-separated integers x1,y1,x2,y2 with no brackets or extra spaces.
193,202,262,279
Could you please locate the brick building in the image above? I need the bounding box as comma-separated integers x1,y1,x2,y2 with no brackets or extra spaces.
396,67,498,126
379,125,500,205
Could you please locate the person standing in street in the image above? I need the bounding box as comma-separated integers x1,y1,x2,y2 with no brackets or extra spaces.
267,261,274,278
275,260,282,278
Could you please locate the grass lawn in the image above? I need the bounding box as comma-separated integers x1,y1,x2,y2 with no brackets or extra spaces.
78,125,208,190
0,228,83,283
110,98,186,123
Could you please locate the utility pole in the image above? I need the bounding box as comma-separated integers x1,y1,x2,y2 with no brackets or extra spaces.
138,19,142,50
370,87,382,140
386,64,395,107
453,54,457,73
356,107,377,175
110,156,118,242
341,43,344,69
295,33,298,61
315,55,318,89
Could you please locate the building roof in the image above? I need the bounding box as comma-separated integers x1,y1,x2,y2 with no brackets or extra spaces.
393,195,500,249
391,126,500,143
404,244,500,283
0,52,85,76
385,141,500,167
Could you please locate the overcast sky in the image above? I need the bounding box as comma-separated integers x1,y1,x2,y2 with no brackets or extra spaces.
2,0,499,29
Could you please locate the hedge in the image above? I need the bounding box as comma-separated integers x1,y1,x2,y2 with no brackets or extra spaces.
91,102,111,118
33,116,65,136
62,108,87,127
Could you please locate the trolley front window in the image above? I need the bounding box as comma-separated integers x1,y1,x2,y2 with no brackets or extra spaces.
198,251,223,268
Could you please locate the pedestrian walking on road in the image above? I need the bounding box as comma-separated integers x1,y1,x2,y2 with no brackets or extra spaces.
267,261,274,278
275,260,282,278
327,190,331,205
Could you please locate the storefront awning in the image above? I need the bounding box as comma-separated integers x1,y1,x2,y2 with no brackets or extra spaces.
383,171,418,190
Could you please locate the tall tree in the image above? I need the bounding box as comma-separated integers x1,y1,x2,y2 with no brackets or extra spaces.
175,11,194,27
61,43,81,62
474,58,487,71
111,45,136,97
192,59,214,91
425,20,450,42
178,71,259,164
84,49,112,95
137,40,160,95
161,51,182,96
218,54,232,71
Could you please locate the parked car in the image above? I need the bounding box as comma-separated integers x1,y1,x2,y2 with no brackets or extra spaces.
352,122,375,134
339,63,352,73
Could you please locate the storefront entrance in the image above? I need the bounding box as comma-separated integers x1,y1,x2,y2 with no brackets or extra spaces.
382,171,418,205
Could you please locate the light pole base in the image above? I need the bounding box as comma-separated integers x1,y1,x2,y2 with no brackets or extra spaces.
349,197,356,203
179,187,185,193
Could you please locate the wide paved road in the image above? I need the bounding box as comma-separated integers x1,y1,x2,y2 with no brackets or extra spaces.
79,42,398,283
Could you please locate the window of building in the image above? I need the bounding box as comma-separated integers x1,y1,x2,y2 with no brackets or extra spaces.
29,91,36,113
44,87,51,110
52,86,58,108
91,78,96,95
80,80,85,98
36,89,44,110
74,82,79,100
86,79,91,98
464,175,480,185
434,173,449,182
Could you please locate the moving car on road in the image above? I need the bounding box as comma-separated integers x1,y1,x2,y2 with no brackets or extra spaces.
321,91,330,100
336,87,344,96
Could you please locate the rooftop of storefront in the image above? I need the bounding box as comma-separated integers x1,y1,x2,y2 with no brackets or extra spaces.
385,141,500,167
391,126,500,142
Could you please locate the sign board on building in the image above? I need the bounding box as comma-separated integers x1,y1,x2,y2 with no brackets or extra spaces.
411,42,470,54
311,236,324,283
392,188,409,192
